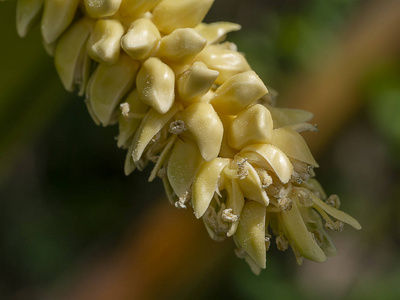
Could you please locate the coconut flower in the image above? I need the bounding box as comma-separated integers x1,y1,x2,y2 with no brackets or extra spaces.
6,0,361,274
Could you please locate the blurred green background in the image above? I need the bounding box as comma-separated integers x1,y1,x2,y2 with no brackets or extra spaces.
1,0,400,299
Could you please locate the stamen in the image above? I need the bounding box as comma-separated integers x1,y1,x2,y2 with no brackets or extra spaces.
276,235,289,251
169,120,186,135
119,102,146,120
325,220,344,232
296,188,313,207
237,158,248,180
221,208,239,222
325,194,341,209
265,236,271,251
175,190,191,209
278,197,292,211
120,102,130,119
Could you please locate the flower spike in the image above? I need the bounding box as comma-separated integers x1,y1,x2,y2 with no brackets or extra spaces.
6,0,361,273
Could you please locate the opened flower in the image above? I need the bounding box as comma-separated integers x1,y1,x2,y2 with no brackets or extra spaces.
6,0,361,273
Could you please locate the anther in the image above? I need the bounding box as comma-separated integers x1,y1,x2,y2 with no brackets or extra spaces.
120,102,130,120
237,158,248,180
325,194,340,209
169,120,186,135
175,190,191,209
278,197,292,212
265,236,271,251
221,208,239,222
276,235,289,251
325,220,344,232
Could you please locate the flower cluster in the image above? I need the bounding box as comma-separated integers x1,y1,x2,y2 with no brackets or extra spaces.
8,0,361,273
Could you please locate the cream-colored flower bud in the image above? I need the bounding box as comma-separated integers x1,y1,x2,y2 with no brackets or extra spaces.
152,0,214,34
119,0,161,18
271,128,319,167
195,44,251,84
228,104,273,150
281,198,326,263
41,0,80,44
87,19,124,64
121,18,161,61
117,89,149,148
88,54,139,126
177,61,219,100
192,157,230,218
131,104,179,162
225,179,244,237
167,138,203,197
241,144,293,184
16,0,44,37
235,200,266,269
158,28,207,63
195,22,241,44
211,71,268,115
55,17,95,92
181,102,223,161
136,57,175,114
84,0,121,18
268,106,314,128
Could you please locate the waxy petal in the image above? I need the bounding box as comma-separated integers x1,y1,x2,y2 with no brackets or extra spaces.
136,57,175,114
281,200,326,262
181,102,224,161
271,128,319,167
88,54,139,126
235,201,267,269
131,104,179,162
167,138,204,197
241,144,293,184
192,158,230,218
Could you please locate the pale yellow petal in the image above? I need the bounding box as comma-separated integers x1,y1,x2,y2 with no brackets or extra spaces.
311,196,362,230
54,17,95,92
41,0,80,44
241,144,293,184
152,0,214,34
16,0,44,37
117,89,149,148
235,200,266,269
84,0,121,18
87,19,124,64
121,18,161,61
281,200,326,262
228,104,273,149
210,71,268,115
158,28,207,63
192,158,230,218
195,22,241,44
88,54,139,126
167,138,204,197
177,61,219,100
235,161,269,206
195,44,251,84
268,106,314,128
181,102,223,161
136,57,175,114
131,104,179,162
271,128,319,167
119,0,161,18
